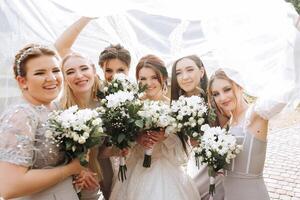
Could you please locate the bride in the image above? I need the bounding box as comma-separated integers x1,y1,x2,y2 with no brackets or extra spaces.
109,54,201,200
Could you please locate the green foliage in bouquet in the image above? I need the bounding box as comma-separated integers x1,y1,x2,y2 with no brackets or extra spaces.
47,106,105,166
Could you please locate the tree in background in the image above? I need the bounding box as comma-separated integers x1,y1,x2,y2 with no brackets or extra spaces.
286,0,300,14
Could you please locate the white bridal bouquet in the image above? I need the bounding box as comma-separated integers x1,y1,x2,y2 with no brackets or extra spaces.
195,124,243,198
169,95,208,165
98,74,145,181
46,105,105,166
97,73,145,98
137,100,173,167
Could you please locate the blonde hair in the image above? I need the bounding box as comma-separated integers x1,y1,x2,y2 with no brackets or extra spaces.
207,69,242,116
60,52,102,181
60,52,101,109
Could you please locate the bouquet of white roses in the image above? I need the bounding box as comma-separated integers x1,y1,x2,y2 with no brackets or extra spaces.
100,91,143,181
46,105,105,166
195,124,243,198
97,73,146,99
99,76,145,181
137,100,173,168
169,95,208,165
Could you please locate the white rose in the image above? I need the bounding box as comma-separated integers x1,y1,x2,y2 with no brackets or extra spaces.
189,117,194,122
197,118,205,125
72,146,76,152
201,124,210,132
92,118,102,126
237,145,243,151
165,126,175,135
192,132,198,137
98,127,104,133
113,83,118,87
72,133,79,142
177,123,183,129
177,115,183,120
226,157,230,164
83,132,90,139
206,151,212,158
78,136,86,144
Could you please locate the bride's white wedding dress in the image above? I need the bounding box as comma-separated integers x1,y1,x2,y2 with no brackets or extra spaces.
109,133,201,200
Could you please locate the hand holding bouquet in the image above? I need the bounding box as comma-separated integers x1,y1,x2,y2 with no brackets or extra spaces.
169,95,208,166
137,100,173,167
195,124,243,198
98,74,145,181
46,105,105,166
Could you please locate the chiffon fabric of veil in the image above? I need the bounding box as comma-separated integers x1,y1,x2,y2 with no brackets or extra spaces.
0,0,299,110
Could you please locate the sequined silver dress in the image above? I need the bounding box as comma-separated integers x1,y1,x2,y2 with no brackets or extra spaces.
0,102,79,200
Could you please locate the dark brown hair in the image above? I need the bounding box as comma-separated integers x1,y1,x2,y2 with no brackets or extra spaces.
13,44,59,78
98,44,131,68
171,55,208,101
170,55,208,155
136,54,168,89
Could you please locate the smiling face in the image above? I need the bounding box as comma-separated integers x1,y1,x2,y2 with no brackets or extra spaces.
175,58,204,96
18,55,62,105
138,67,163,100
210,78,243,113
102,58,129,82
63,56,96,95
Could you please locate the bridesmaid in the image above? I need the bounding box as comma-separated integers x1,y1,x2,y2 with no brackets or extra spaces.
207,69,287,200
109,55,201,200
0,44,83,199
60,52,103,200
54,17,131,200
59,52,130,199
170,55,225,200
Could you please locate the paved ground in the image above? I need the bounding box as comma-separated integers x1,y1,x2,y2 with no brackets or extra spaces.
264,110,300,200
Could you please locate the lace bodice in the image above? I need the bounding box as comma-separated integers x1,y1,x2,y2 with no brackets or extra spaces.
0,102,65,169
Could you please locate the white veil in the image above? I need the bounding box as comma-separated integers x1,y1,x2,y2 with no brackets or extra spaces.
0,0,299,112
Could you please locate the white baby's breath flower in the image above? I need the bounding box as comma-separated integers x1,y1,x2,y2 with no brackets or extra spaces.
45,130,53,138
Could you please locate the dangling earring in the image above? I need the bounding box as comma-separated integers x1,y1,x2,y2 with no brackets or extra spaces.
163,83,168,95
